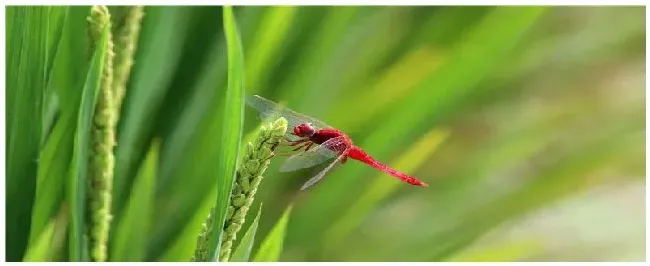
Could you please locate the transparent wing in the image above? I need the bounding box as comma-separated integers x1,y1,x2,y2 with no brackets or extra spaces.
300,154,345,190
279,136,348,172
246,95,332,131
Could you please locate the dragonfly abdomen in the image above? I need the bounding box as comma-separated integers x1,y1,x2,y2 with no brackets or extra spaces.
348,146,428,187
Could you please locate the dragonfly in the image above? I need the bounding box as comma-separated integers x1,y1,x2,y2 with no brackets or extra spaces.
246,95,429,190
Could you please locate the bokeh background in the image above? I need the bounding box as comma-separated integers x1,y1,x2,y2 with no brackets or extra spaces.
7,6,646,262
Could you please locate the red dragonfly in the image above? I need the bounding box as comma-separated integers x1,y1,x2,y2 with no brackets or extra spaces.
247,95,429,190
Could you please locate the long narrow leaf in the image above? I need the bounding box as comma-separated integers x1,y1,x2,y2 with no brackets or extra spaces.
253,205,293,262
29,111,75,245
230,205,263,262
41,6,68,142
110,139,159,261
205,5,246,261
23,205,69,262
112,6,191,219
29,5,90,256
6,6,50,261
66,21,110,262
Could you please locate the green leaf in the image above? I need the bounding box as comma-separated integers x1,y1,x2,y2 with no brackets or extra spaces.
277,7,359,105
6,6,52,261
253,205,293,262
29,6,90,259
148,8,228,260
41,6,68,142
48,6,91,111
205,5,246,262
23,205,69,262
245,6,298,93
110,139,160,261
112,6,192,219
66,20,110,262
230,205,263,262
29,111,75,246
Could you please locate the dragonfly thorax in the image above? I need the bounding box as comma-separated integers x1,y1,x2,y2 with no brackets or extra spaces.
294,123,316,137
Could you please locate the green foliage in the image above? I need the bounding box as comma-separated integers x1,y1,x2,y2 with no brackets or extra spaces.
67,15,110,261
203,6,247,262
254,205,294,262
23,205,68,262
6,6,53,261
6,5,644,262
109,139,159,261
230,205,263,262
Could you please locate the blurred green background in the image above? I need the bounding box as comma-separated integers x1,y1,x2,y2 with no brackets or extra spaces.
6,6,645,262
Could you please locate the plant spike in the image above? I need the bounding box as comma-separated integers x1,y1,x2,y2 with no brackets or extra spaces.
111,5,144,117
87,5,116,262
191,117,287,262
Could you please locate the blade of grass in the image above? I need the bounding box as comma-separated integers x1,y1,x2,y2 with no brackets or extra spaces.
29,6,90,257
66,19,110,261
29,6,90,255
300,7,415,119
245,6,298,93
157,190,218,261
22,205,69,262
147,19,227,262
6,6,50,261
29,111,75,245
112,6,191,219
110,139,159,261
230,205,263,262
149,6,244,261
253,205,293,262
277,7,359,105
48,6,91,112
41,6,68,142
204,6,246,261
327,46,443,133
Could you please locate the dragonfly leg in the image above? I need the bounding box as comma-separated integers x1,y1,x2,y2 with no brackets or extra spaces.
291,142,311,151
303,142,314,151
277,138,309,147
271,141,313,157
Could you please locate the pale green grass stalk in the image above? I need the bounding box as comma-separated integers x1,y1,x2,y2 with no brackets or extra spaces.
87,5,115,262
191,117,287,262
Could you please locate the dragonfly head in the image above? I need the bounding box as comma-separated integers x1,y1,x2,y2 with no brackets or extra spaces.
294,123,315,138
